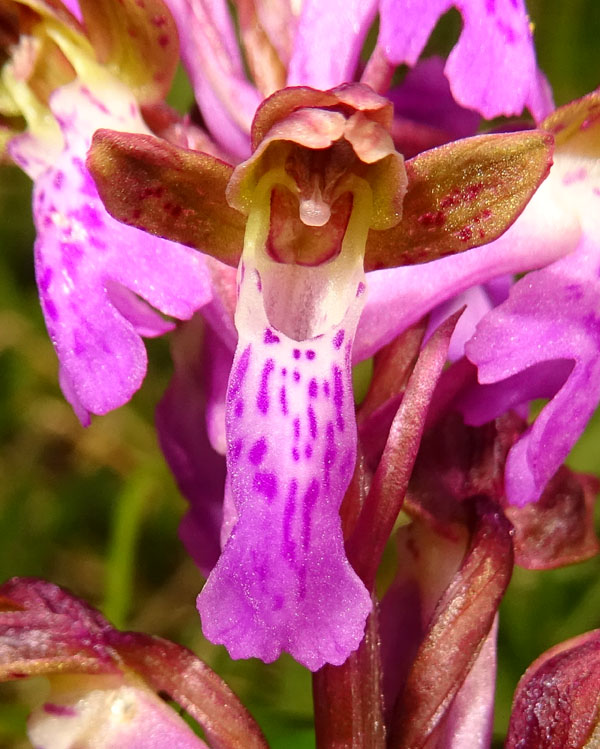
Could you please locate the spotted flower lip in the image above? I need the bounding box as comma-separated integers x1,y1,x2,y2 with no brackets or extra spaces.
197,84,404,669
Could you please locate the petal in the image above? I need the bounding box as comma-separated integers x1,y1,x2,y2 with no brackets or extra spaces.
425,277,511,362
0,578,267,749
465,236,600,505
437,616,498,749
164,0,261,159
198,196,372,671
28,674,207,749
60,0,82,20
110,632,268,748
379,0,553,121
156,317,227,577
252,0,299,71
388,57,481,142
286,0,378,89
34,81,212,419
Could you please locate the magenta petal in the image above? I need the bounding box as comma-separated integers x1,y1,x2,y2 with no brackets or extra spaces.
198,263,371,670
466,236,600,505
165,0,260,159
287,0,378,89
156,317,226,577
30,82,211,419
379,0,552,121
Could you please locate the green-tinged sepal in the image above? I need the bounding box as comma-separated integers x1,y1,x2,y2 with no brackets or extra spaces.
88,129,246,266
78,0,179,103
364,130,555,270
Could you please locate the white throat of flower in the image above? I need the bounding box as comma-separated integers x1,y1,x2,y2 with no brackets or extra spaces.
240,166,373,341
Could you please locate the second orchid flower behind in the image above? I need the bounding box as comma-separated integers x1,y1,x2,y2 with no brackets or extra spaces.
89,83,553,669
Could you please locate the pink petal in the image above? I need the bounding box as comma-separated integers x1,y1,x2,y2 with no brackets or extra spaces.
156,317,226,576
465,235,600,505
24,81,212,421
164,0,260,159
287,0,378,89
379,0,553,121
28,676,207,749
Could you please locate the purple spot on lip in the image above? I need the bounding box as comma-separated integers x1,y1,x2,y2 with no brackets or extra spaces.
71,204,104,230
282,479,298,564
323,422,337,487
231,438,243,461
264,328,280,344
302,479,320,550
308,378,318,398
356,282,366,297
562,167,588,186
323,380,331,397
43,298,59,322
305,444,313,459
254,471,278,503
53,171,65,190
43,703,77,717
306,350,316,360
234,398,244,418
293,417,300,441
292,447,300,461
308,405,317,439
38,267,53,292
293,348,301,359
257,358,275,414
249,437,268,465
333,330,345,349
280,385,288,415
333,366,344,410
293,370,300,382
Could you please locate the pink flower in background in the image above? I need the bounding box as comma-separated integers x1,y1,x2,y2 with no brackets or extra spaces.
5,0,212,424
463,91,600,506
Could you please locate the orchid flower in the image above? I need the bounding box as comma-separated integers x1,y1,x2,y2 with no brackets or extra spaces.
0,577,266,748
89,69,552,668
0,0,212,424
461,91,600,506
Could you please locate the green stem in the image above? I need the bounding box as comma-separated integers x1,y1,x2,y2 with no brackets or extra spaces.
103,471,153,629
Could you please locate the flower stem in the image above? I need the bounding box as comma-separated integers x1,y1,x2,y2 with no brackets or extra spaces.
103,471,153,629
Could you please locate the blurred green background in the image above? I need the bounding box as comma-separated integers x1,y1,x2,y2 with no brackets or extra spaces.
0,1,599,747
